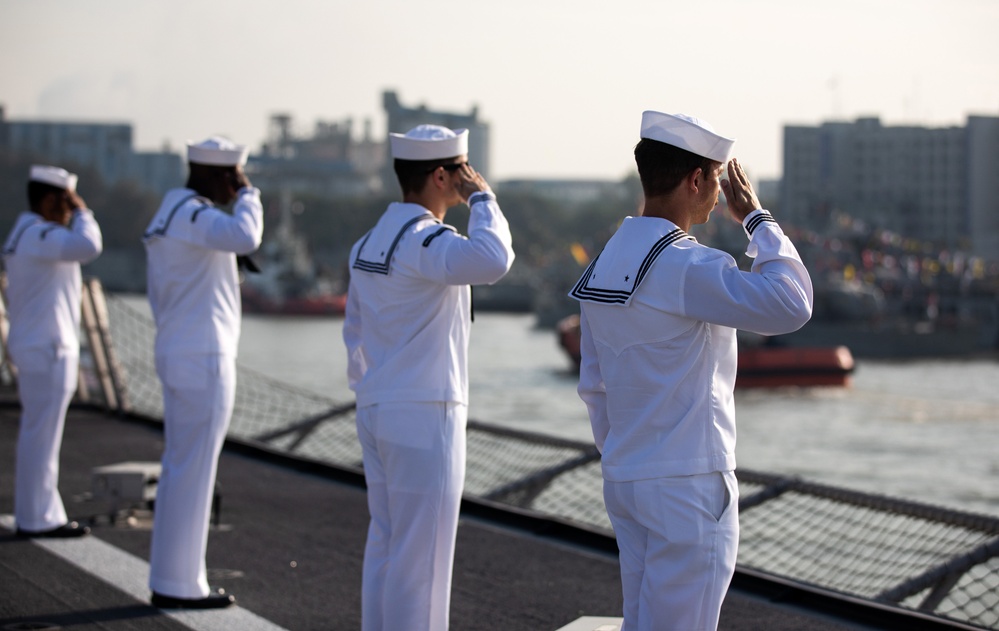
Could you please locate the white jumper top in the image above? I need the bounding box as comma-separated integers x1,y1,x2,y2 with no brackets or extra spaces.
3,209,103,355
571,210,812,482
143,187,263,358
343,192,514,407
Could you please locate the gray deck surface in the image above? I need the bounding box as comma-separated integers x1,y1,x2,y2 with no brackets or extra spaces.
1,396,886,630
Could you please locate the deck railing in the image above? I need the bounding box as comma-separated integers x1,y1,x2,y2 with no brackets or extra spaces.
14,280,993,631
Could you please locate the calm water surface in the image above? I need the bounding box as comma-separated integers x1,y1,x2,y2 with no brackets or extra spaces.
237,312,999,517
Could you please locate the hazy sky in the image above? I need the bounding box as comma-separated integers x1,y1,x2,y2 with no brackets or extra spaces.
1,0,997,182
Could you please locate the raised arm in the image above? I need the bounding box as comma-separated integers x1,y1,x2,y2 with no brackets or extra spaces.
680,159,812,335
21,204,103,264
196,187,264,254
417,165,515,285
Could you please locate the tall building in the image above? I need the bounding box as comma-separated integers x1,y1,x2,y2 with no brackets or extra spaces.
781,115,999,258
382,90,491,183
966,116,999,259
0,106,182,195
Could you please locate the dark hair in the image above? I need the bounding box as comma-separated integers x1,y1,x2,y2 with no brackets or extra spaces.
634,138,719,198
186,162,237,203
27,181,65,212
393,157,462,196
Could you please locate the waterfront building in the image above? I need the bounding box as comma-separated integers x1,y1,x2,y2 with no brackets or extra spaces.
249,113,386,198
130,147,185,195
496,178,627,205
966,116,999,259
249,91,489,199
0,91,492,200
0,105,182,195
781,115,999,259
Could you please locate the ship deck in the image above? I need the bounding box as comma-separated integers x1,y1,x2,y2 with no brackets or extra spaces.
0,392,925,631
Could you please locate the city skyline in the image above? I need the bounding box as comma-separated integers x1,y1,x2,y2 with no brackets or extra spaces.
2,0,997,183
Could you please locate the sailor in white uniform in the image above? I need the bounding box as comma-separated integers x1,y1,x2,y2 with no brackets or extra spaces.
343,125,514,631
570,111,813,631
3,165,102,538
143,137,262,609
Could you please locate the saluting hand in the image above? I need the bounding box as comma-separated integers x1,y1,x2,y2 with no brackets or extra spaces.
233,166,252,191
455,164,491,203
221,166,253,205
720,158,761,223
64,190,86,212
47,190,85,225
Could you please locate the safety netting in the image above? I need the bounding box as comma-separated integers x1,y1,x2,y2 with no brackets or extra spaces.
91,291,999,630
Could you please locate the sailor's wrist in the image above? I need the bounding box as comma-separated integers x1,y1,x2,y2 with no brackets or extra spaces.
743,209,776,237
468,190,495,206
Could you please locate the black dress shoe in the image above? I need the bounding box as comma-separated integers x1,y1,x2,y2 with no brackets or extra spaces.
16,521,91,538
151,588,236,609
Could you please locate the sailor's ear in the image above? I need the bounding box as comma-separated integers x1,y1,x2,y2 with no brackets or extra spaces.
687,167,704,193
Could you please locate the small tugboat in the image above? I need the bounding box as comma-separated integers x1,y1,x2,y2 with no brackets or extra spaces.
556,314,855,388
240,191,347,317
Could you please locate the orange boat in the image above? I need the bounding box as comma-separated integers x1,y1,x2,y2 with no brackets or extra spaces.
557,314,855,388
241,284,347,316
736,345,854,388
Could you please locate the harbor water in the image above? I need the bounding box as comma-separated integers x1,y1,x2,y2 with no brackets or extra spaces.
237,311,999,518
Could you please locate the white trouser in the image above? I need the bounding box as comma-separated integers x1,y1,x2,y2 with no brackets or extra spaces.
356,401,467,631
604,471,739,631
12,346,77,531
149,353,236,599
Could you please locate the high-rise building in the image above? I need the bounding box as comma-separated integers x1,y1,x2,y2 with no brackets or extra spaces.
966,116,999,259
781,115,999,258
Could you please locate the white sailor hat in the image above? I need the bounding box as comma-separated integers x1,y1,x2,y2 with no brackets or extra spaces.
389,125,469,161
186,136,249,166
30,165,78,191
640,111,735,163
